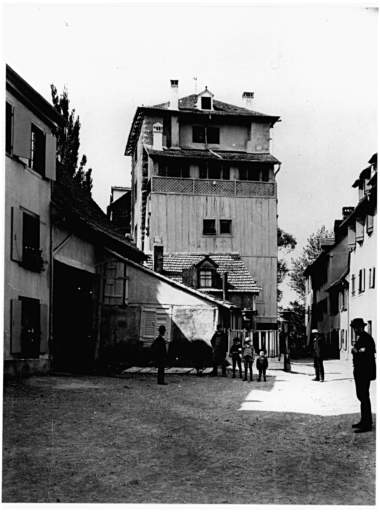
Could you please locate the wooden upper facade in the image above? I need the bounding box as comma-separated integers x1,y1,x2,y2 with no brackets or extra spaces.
125,82,281,329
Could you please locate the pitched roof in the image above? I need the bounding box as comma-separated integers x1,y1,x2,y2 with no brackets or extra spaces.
125,94,280,156
145,252,261,293
152,94,276,117
52,166,144,261
144,146,281,164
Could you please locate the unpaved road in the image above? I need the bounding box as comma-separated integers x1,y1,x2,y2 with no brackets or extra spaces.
2,360,376,504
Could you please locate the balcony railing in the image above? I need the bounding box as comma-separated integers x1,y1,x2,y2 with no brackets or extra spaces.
151,177,276,198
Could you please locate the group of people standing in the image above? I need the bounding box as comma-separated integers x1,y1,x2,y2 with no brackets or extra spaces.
151,321,376,436
208,324,269,382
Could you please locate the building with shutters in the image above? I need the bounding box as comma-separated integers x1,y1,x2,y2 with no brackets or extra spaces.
304,153,377,362
4,65,66,376
125,80,281,335
342,153,377,346
52,166,236,371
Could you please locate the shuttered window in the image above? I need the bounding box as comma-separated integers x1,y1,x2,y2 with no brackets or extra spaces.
8,103,56,180
103,261,129,305
140,307,171,343
11,298,47,356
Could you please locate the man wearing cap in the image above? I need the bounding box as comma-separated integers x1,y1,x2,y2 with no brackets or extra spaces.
311,329,325,382
351,318,376,433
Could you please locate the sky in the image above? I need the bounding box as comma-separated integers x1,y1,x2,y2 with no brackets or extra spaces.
3,2,378,306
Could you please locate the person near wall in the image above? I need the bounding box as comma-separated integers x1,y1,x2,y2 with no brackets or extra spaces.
311,329,325,382
242,337,255,382
351,318,376,433
229,337,243,378
151,325,168,385
210,324,228,377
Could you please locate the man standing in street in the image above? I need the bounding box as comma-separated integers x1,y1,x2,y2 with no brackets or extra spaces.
351,318,376,433
151,325,168,385
210,324,228,377
311,329,325,382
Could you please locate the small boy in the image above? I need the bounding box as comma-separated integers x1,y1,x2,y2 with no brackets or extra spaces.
242,337,255,382
229,337,242,379
256,349,268,382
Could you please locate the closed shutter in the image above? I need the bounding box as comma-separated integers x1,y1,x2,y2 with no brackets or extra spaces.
156,308,171,339
143,310,156,338
40,303,49,353
45,133,57,181
11,299,22,354
11,207,23,262
13,105,31,160
141,307,171,342
348,225,355,249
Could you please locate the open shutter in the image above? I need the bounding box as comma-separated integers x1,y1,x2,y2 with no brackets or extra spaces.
356,218,364,243
348,225,356,249
13,105,31,160
11,299,22,354
11,207,23,262
45,133,57,181
103,261,128,305
40,303,49,353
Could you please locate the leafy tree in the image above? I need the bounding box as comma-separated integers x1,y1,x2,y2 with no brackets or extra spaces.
277,227,297,302
289,225,334,301
279,300,307,358
50,85,93,195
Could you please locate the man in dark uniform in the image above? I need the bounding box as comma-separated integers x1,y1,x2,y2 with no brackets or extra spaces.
210,324,228,377
311,329,325,382
351,318,376,433
151,325,168,385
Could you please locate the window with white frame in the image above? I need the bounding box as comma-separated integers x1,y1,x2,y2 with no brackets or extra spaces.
199,269,213,288
369,267,376,289
358,269,366,293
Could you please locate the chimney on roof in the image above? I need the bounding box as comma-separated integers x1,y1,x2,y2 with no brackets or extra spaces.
153,123,163,151
169,79,179,110
242,91,254,110
342,207,354,220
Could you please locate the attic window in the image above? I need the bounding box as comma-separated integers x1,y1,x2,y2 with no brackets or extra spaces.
201,97,211,110
199,269,213,288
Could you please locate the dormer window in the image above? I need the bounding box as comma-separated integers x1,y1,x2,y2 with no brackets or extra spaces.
201,97,211,110
197,87,214,111
199,269,213,288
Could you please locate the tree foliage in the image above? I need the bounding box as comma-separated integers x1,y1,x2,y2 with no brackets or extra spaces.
277,227,297,302
289,225,334,301
51,85,93,195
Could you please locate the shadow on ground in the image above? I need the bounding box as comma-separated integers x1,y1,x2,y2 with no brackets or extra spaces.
2,374,376,505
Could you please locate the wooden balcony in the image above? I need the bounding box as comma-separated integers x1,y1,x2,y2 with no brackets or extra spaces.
150,176,276,198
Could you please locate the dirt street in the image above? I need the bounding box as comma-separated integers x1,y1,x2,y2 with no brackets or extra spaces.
2,359,376,504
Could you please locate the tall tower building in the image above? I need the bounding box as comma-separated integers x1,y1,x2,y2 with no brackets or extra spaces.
125,81,281,332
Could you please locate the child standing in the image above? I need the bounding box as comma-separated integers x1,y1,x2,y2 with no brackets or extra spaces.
229,337,242,379
242,337,255,382
256,349,269,382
